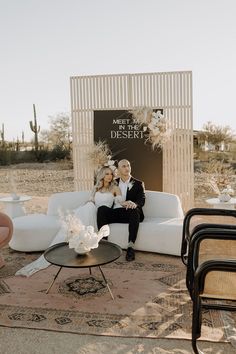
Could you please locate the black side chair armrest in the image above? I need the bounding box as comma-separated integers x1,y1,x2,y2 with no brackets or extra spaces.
181,207,236,265
191,222,236,237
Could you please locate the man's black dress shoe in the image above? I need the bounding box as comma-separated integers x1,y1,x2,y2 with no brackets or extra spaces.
126,247,135,261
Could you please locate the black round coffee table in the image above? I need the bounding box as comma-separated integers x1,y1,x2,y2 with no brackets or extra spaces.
44,240,122,299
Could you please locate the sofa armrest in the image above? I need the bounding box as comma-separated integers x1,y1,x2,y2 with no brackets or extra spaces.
143,191,184,219
47,191,91,216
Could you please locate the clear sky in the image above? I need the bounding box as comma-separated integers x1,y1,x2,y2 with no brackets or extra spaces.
1,0,236,141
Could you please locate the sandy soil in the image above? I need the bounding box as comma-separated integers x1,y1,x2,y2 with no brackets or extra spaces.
0,162,74,214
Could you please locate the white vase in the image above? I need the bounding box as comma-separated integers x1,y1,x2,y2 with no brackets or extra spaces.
218,193,231,202
75,249,89,255
74,244,91,254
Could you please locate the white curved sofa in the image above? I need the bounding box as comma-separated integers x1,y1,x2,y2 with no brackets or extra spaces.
9,190,184,256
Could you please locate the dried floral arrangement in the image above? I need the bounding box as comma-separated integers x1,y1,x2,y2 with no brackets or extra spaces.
87,140,116,172
194,159,235,197
8,169,20,200
129,107,171,149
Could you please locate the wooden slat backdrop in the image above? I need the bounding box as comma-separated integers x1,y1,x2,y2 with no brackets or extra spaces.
70,71,193,211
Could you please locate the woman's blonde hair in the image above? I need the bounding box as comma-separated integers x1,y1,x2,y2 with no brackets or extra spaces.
91,166,117,196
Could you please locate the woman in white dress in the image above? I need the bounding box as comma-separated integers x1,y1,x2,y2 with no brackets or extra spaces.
16,166,122,277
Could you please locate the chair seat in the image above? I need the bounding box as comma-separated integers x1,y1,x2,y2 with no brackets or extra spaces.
203,270,236,300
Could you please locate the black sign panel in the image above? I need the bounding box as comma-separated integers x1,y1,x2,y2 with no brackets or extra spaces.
94,110,163,191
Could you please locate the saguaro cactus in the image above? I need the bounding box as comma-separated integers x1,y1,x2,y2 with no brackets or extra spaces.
16,137,20,151
29,104,40,154
22,131,24,144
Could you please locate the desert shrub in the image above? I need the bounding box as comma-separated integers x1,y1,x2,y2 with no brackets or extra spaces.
209,152,233,162
0,150,46,165
0,149,12,165
48,145,71,161
13,151,36,163
0,146,72,165
196,151,233,163
35,149,51,163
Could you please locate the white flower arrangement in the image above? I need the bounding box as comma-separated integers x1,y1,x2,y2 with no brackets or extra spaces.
61,213,109,254
216,185,234,202
221,185,234,195
207,180,234,197
103,155,116,171
218,185,234,202
129,107,171,149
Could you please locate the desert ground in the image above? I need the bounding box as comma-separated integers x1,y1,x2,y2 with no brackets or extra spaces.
0,162,74,214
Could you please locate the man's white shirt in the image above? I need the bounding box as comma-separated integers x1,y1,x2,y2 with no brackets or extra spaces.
113,177,131,209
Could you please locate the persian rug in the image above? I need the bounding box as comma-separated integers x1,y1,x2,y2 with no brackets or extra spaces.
0,246,235,345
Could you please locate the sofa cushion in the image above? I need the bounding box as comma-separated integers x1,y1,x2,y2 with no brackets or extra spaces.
108,217,183,256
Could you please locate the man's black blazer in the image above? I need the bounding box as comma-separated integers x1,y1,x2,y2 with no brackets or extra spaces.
116,177,145,221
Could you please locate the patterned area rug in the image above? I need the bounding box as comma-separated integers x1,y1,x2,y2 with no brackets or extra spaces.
0,246,235,344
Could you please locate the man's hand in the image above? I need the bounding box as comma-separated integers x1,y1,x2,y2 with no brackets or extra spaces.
121,200,137,209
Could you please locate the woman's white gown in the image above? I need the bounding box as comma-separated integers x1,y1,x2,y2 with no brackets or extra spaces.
15,192,115,277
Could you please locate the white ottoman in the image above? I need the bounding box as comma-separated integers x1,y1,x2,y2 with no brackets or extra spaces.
9,214,61,252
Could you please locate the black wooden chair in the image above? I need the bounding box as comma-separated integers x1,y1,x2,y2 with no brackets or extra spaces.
181,207,236,265
181,208,236,354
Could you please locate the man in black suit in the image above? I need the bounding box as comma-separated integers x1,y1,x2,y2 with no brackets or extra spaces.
97,159,145,261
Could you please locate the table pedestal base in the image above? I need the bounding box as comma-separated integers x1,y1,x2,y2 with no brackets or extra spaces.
4,202,26,218
46,266,115,300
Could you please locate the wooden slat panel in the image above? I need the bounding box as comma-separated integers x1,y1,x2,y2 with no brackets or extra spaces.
70,71,194,211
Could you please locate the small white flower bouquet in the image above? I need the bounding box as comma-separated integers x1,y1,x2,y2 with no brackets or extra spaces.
61,213,110,254
218,185,234,202
221,185,234,196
